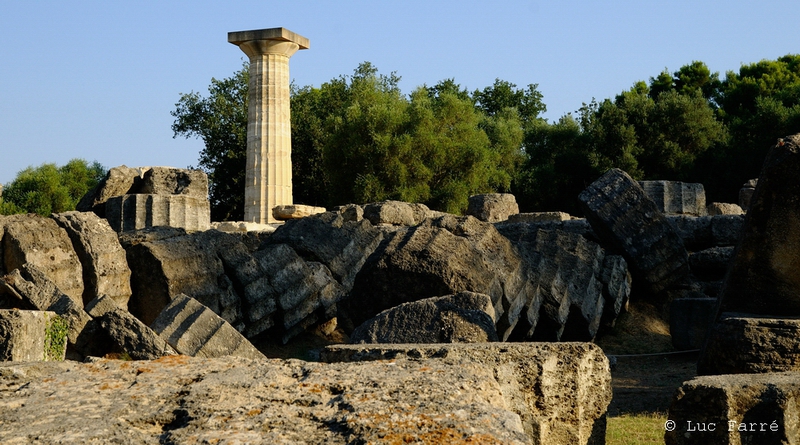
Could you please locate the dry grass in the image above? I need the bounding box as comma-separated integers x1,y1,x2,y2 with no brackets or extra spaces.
595,302,673,355
606,413,667,445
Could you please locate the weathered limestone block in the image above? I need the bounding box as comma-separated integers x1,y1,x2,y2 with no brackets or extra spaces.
666,215,712,250
117,226,187,247
508,211,571,223
210,221,277,233
322,342,612,445
639,180,707,215
1,265,98,357
496,218,596,241
124,230,242,328
666,372,800,445
264,212,384,292
350,292,499,344
346,216,527,338
698,314,800,375
335,203,363,222
579,169,690,295
688,246,734,279
1,215,84,306
669,297,716,351
363,200,418,226
84,295,176,360
150,294,265,360
0,355,531,444
466,193,519,222
76,165,144,216
706,202,744,216
52,211,132,308
138,166,208,197
739,178,758,211
710,214,744,246
105,194,211,233
272,204,326,220
0,310,66,361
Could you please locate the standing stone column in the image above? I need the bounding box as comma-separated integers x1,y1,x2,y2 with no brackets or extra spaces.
228,28,309,223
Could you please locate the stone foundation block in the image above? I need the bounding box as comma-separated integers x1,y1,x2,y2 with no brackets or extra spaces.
639,180,707,216
322,342,611,445
0,310,66,361
105,194,210,233
698,313,800,375
666,372,800,445
272,204,326,220
466,193,519,222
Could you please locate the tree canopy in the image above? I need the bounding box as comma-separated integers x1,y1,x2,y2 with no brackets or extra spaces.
0,159,106,216
173,54,800,219
174,62,534,218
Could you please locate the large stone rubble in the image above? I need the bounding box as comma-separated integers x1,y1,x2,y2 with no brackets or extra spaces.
666,134,800,445
1,157,779,443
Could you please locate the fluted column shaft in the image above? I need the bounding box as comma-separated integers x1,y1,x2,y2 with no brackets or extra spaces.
228,28,309,223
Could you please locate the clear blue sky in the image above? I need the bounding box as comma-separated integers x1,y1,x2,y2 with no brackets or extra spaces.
2,0,799,185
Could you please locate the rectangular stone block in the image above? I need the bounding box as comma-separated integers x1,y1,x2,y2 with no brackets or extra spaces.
105,194,210,233
579,169,690,295
321,342,611,445
667,372,800,444
639,180,707,216
0,310,66,361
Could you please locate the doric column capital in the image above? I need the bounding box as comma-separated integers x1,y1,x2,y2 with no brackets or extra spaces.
237,40,299,59
228,27,309,59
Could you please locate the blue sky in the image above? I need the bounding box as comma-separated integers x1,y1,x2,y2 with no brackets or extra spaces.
2,1,799,185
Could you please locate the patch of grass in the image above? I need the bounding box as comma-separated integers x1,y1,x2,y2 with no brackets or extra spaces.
596,302,673,355
606,412,666,445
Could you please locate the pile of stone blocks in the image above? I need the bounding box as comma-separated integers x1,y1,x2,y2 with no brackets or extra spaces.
79,166,211,232
666,134,800,445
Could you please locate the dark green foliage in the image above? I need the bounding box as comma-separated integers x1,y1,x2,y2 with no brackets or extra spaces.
172,54,800,218
171,62,248,221
0,159,106,216
175,62,527,218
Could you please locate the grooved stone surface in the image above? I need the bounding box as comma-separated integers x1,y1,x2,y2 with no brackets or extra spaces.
579,169,689,295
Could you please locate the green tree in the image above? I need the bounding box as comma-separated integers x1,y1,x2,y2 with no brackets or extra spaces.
175,62,526,217
0,159,106,216
318,65,524,213
171,62,248,221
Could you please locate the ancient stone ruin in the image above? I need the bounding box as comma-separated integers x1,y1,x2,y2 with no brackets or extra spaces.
7,111,799,444
665,134,800,445
229,27,310,224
